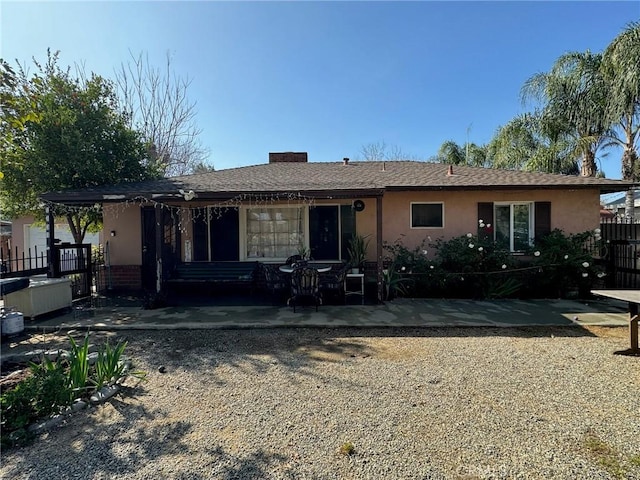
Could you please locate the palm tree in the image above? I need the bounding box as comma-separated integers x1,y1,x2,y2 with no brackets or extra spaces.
522,51,609,177
437,140,488,167
602,22,640,219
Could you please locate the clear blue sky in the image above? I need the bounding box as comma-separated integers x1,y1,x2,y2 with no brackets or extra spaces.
2,1,639,178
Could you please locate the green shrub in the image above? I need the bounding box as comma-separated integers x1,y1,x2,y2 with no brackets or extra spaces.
527,229,604,298
1,357,71,448
382,260,412,300
93,340,128,390
430,233,517,298
67,334,91,398
1,334,143,449
383,237,436,297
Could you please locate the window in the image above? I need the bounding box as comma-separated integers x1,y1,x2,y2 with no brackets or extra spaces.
411,203,444,228
494,203,533,251
245,207,305,260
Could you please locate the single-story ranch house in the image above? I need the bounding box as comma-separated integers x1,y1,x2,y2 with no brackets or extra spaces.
40,152,633,301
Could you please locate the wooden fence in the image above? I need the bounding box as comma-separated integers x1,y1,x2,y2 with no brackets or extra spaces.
600,218,640,289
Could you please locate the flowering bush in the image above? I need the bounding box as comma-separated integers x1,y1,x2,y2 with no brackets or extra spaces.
429,233,518,298
381,228,603,300
526,229,604,298
382,236,433,297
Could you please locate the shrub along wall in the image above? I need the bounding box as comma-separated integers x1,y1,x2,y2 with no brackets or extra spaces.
383,228,604,300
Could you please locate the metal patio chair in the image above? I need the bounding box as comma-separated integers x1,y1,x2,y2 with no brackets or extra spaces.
288,266,322,312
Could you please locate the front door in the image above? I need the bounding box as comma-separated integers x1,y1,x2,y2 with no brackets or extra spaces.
310,206,339,261
210,208,239,261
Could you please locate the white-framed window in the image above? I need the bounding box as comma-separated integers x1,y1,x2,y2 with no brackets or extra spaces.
494,202,534,251
242,206,308,260
411,202,444,228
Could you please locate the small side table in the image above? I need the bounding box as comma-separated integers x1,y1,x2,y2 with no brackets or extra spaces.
345,273,364,304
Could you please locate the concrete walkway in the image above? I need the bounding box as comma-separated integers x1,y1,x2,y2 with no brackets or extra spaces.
18,297,630,332
1,297,632,365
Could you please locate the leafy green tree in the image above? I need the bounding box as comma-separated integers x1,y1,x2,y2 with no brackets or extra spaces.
602,22,640,218
0,51,158,242
522,51,609,177
487,112,579,174
189,161,216,174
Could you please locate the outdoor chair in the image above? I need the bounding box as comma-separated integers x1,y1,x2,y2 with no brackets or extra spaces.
319,263,349,304
288,266,322,312
262,264,289,305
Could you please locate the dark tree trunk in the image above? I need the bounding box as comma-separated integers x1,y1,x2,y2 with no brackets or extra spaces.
580,150,597,177
622,147,638,220
66,213,86,244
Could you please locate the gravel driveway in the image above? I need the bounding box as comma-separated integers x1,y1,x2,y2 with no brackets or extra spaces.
1,326,638,479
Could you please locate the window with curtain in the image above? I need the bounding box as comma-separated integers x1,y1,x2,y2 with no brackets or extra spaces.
411,203,444,228
245,207,305,259
495,203,533,251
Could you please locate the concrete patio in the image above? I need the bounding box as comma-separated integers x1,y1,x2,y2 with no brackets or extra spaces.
15,296,631,332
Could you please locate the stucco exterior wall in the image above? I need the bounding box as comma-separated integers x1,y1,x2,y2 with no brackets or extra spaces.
381,189,600,253
8,216,31,257
103,204,142,265
100,188,600,267
350,198,378,262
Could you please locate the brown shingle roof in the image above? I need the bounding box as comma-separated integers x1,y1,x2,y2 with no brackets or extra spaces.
41,161,633,203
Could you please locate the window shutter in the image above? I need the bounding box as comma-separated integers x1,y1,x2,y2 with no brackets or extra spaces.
478,202,494,241
534,202,551,240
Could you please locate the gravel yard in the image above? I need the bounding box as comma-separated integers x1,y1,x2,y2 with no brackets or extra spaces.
1,326,638,480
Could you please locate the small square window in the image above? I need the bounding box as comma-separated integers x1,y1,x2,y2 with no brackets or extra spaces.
411,203,444,228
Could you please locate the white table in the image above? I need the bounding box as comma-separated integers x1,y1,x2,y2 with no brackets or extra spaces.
279,265,332,274
345,273,365,304
592,289,640,352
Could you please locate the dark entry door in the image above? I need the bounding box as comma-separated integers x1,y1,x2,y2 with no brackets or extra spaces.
210,208,239,261
192,216,208,261
141,207,157,291
310,206,339,261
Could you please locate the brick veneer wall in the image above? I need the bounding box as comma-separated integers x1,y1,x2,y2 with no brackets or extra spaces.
109,265,142,290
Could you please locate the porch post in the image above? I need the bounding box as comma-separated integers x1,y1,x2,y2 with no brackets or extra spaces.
155,204,163,294
376,194,384,303
45,205,58,278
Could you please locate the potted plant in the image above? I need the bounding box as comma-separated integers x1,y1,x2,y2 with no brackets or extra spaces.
347,233,370,274
297,244,311,260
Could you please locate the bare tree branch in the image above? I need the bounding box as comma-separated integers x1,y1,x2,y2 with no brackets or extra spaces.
115,51,210,176
359,141,419,161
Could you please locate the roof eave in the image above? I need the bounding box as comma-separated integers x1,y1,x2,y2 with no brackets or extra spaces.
40,188,386,205
385,184,634,194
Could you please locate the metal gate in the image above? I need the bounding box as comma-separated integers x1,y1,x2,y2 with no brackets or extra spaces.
51,244,92,299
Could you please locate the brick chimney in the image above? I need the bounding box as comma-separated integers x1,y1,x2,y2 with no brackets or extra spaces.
269,152,308,163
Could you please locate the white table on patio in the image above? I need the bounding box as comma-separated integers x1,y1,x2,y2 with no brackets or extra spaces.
591,289,640,352
279,265,332,274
